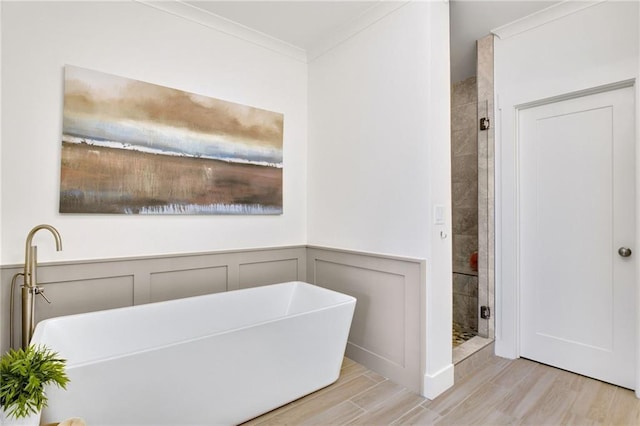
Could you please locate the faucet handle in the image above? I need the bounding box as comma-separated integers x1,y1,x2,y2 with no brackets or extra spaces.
35,287,52,304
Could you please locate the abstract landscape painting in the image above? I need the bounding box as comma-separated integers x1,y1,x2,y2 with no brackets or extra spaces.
60,66,283,214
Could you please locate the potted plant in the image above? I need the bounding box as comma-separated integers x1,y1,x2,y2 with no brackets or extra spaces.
0,345,69,425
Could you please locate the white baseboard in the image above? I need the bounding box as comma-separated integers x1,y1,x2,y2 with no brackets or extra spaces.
422,363,454,400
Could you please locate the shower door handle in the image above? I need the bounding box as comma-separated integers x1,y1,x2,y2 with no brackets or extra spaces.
618,247,632,257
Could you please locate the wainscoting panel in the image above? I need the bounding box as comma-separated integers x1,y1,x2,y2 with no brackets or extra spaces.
0,246,306,353
34,275,135,324
150,266,228,303
1,245,426,395
306,246,425,393
314,260,406,366
239,258,299,289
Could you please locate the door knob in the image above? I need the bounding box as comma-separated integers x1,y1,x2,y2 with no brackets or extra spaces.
618,247,632,257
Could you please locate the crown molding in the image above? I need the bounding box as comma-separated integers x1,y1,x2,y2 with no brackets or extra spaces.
306,1,411,62
491,0,607,40
135,0,411,64
135,0,308,63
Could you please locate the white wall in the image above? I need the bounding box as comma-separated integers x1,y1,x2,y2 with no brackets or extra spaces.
307,1,453,397
494,0,639,358
308,1,431,259
0,1,308,264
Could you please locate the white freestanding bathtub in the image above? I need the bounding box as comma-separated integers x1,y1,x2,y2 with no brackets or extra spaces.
31,281,356,425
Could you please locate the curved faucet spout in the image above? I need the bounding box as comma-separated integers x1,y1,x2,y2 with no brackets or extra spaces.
24,224,62,286
25,224,62,256
22,224,62,348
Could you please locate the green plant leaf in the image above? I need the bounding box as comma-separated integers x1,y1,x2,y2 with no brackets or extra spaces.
0,345,69,419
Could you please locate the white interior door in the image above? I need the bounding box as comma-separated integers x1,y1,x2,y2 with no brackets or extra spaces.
519,85,636,389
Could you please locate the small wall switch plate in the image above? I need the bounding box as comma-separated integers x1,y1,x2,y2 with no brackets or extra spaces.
434,205,445,225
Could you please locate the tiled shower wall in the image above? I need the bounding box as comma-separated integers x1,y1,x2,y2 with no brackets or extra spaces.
451,76,479,333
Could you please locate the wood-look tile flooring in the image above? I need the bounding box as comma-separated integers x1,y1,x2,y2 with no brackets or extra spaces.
242,356,640,425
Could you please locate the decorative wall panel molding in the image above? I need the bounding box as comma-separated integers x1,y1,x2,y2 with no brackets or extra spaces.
238,258,300,289
306,246,425,393
150,266,228,303
1,245,424,394
35,275,135,324
1,246,306,353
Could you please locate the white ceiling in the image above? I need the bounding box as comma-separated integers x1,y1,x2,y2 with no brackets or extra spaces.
184,1,382,49
181,1,560,82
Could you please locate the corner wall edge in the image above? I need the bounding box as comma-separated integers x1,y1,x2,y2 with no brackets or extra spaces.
422,363,454,400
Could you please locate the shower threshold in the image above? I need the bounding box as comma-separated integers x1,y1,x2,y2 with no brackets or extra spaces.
453,335,494,364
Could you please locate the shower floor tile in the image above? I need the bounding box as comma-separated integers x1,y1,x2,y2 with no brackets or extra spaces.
453,322,477,347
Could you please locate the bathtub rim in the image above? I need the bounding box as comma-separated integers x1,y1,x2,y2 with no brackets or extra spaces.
31,281,356,369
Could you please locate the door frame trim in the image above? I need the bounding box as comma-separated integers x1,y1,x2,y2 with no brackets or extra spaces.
515,79,636,111
506,78,637,373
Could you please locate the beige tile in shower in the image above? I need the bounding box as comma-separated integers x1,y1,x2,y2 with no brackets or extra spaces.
452,76,477,108
452,234,478,274
453,273,478,297
476,36,494,102
452,206,478,236
451,154,478,184
451,127,478,157
451,102,478,132
452,182,478,209
452,294,477,332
